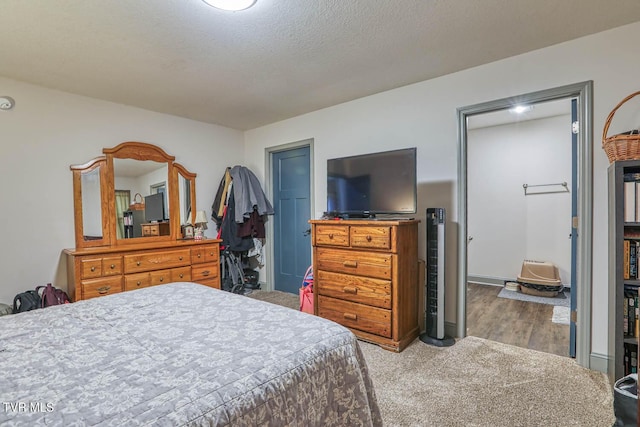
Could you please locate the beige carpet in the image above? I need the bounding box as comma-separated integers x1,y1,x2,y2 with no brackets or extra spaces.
247,290,615,426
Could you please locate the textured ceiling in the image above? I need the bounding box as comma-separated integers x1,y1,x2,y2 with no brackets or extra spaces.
1,0,639,130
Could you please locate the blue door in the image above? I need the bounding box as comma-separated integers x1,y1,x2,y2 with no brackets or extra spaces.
570,99,578,358
272,146,311,294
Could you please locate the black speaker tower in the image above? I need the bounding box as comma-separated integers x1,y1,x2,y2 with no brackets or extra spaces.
419,208,455,347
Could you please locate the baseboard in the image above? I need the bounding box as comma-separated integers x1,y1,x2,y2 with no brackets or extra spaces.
589,352,609,375
468,274,571,289
467,275,510,286
257,281,270,291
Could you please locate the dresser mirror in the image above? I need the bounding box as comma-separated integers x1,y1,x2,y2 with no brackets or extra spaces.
70,142,197,249
175,163,196,227
81,167,103,238
71,156,110,248
113,158,169,240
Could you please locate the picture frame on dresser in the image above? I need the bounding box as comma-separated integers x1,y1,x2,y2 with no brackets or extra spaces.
182,224,194,239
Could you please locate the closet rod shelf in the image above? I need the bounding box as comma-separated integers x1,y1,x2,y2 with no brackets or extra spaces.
522,182,569,195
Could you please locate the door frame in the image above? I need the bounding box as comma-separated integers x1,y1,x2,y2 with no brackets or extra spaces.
264,138,314,292
456,81,593,368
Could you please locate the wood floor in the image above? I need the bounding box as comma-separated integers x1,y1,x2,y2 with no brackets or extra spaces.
466,283,570,357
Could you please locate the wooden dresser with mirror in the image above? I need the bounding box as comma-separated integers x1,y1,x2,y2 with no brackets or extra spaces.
64,142,221,301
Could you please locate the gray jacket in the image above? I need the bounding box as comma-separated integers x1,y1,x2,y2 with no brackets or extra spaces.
229,166,274,223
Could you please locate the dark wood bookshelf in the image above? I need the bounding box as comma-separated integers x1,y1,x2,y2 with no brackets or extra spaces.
609,160,640,385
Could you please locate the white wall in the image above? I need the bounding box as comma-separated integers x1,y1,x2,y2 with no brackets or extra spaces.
244,21,640,360
468,115,572,285
0,76,244,305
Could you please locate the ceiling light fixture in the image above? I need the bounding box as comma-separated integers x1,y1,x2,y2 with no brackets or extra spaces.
201,0,256,11
509,105,534,114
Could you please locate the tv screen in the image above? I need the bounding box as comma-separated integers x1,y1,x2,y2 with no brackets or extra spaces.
144,192,166,222
327,147,417,216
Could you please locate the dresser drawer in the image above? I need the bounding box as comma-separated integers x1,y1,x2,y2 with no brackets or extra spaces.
80,256,123,279
350,226,391,250
317,270,391,309
318,295,391,338
124,249,190,274
80,258,103,279
150,269,172,286
191,244,219,264
196,277,221,289
124,272,151,291
315,247,391,280
192,262,219,282
81,276,123,300
102,256,123,276
315,225,349,247
171,266,191,282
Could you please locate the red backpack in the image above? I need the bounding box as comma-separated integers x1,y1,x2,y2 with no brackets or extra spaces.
37,283,71,307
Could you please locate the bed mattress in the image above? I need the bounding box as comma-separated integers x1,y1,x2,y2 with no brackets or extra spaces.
0,282,381,426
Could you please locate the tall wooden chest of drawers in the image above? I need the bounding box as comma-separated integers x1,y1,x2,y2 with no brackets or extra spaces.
64,239,221,301
310,219,420,352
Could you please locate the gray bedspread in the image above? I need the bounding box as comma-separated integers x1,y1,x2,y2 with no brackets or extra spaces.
0,282,381,426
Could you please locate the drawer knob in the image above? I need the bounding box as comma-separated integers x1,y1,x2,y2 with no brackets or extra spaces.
202,270,210,276
179,256,183,260
328,233,334,239
198,253,201,258
137,261,141,266
366,235,372,242
179,273,184,278
136,281,141,286
209,252,214,256
343,286,358,294
90,266,96,272
160,277,164,282
343,313,357,321
110,264,115,269
97,286,111,294
343,260,358,268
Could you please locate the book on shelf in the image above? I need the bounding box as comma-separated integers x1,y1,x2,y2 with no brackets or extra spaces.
624,172,640,222
632,242,638,279
623,239,640,280
624,343,638,375
624,239,631,279
630,293,636,338
625,181,636,222
622,292,629,337
624,286,639,339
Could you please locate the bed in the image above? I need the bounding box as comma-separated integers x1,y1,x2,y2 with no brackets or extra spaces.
0,282,381,426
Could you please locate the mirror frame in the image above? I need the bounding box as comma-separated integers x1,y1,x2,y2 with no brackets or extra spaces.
70,156,110,248
71,141,197,249
174,162,197,227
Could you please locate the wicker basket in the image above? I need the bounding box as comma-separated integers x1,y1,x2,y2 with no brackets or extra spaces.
130,193,145,211
602,91,640,163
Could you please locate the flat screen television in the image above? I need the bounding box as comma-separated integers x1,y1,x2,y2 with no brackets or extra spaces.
144,192,166,222
327,147,417,217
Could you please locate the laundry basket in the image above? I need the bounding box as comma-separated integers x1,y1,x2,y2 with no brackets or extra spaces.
516,260,563,297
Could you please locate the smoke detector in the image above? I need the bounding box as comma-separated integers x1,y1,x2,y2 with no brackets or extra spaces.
0,96,15,110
